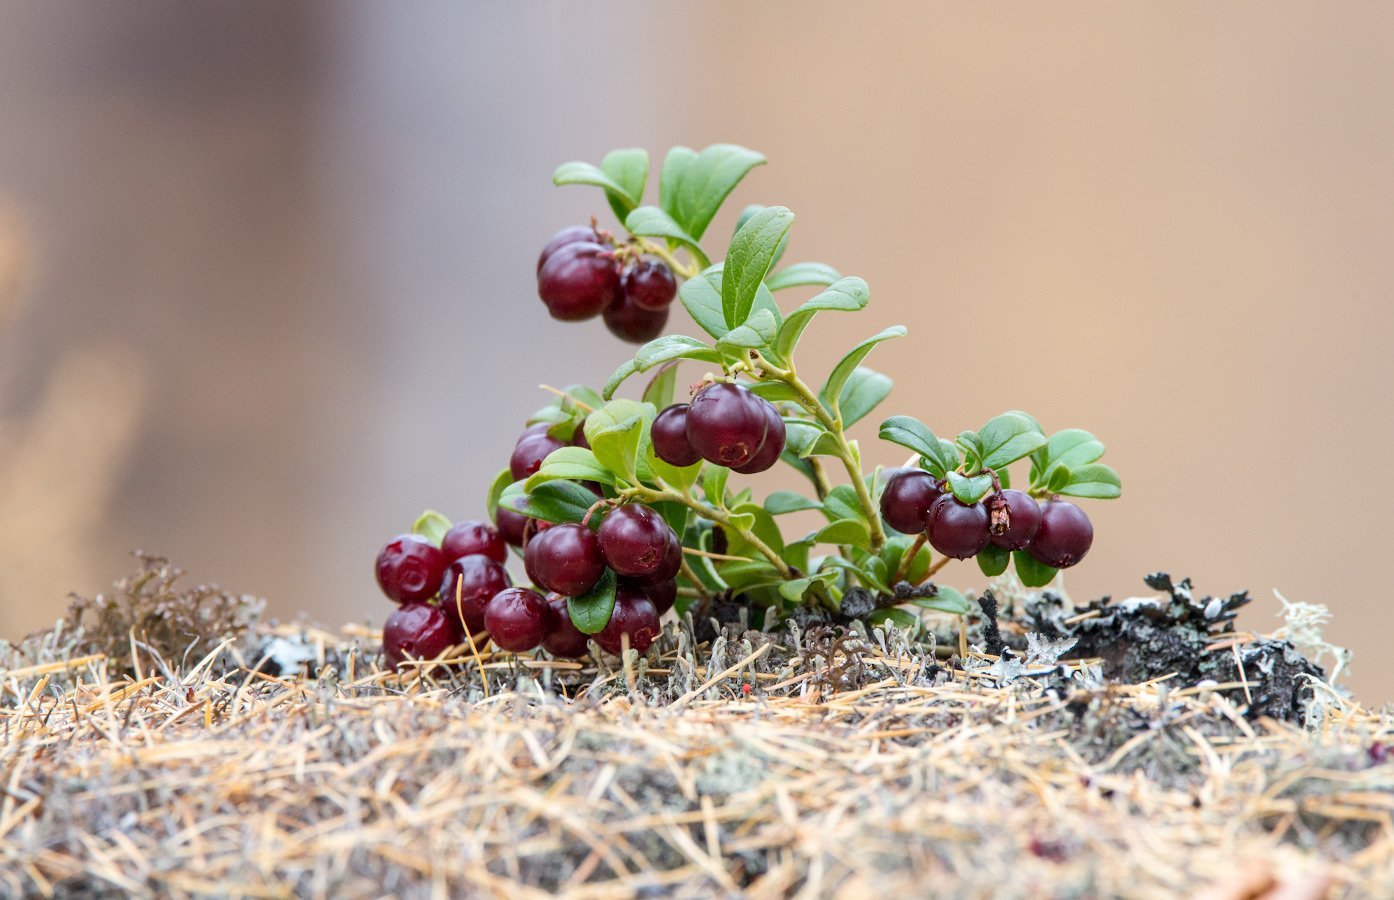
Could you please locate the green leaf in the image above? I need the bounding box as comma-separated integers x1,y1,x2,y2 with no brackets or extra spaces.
821,485,865,524
820,327,906,421
778,570,838,603
909,585,969,616
1030,429,1106,484
411,510,451,546
658,143,766,240
977,542,1011,577
765,262,842,291
878,416,959,478
599,148,648,221
746,380,802,403
569,569,617,634
623,206,710,269
641,362,679,409
716,307,779,353
497,480,598,525
584,399,647,484
679,265,784,342
602,359,639,400
1057,463,1122,499
486,467,512,523
765,491,822,515
978,413,1048,470
956,431,985,470
702,464,729,508
525,447,613,490
836,367,892,428
784,421,841,458
723,206,795,329
1014,551,1059,588
812,518,870,546
717,558,785,592
635,334,725,371
772,277,869,361
1046,464,1072,493
946,471,994,504
552,160,636,205
866,608,921,633
727,503,784,556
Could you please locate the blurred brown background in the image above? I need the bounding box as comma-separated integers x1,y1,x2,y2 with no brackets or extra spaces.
1,3,1390,702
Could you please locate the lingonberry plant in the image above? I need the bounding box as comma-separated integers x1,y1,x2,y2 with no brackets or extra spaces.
373,144,1121,669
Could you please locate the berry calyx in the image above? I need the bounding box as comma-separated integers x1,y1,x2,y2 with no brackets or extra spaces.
621,258,676,311
375,535,448,604
597,504,674,577
879,470,943,534
1028,500,1093,568
537,224,605,274
524,522,606,596
510,426,564,481
594,586,661,655
537,241,620,321
541,593,591,659
483,587,552,653
987,489,1043,550
440,554,511,637
382,603,460,670
602,291,669,343
638,530,683,584
925,495,991,559
731,398,786,474
441,520,506,564
686,382,769,469
652,404,701,467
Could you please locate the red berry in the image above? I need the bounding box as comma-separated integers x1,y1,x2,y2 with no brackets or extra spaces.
987,489,1043,550
652,404,701,467
638,530,683,584
598,504,674,577
880,470,942,535
383,603,460,670
634,577,677,616
595,587,661,655
731,398,785,474
440,555,511,637
541,593,592,658
510,428,564,481
495,506,529,547
622,258,677,310
375,535,448,604
603,291,669,343
484,587,552,652
441,520,506,564
524,523,606,596
537,224,605,274
686,383,769,468
1028,500,1093,568
925,495,991,559
537,241,619,321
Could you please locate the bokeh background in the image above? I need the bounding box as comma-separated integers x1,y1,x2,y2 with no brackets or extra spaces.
1,3,1390,702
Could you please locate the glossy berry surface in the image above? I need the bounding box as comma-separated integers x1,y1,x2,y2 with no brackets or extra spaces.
524,523,606,596
637,530,683,584
879,470,942,534
1028,500,1094,568
603,292,669,343
495,506,530,547
441,520,506,564
686,382,769,469
537,241,620,321
382,603,460,670
440,554,511,637
652,404,701,467
598,505,674,577
510,428,564,481
621,258,677,310
634,577,677,616
483,587,552,653
925,495,991,559
731,398,785,474
537,224,603,274
375,535,448,604
541,593,591,659
595,587,661,655
987,489,1043,550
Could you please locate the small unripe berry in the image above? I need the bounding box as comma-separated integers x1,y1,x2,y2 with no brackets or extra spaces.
925,495,991,559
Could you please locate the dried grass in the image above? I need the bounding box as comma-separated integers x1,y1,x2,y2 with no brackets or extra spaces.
2,611,1390,899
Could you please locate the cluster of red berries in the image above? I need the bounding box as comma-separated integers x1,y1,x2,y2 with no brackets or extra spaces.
536,225,677,344
653,382,787,473
879,470,1094,568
